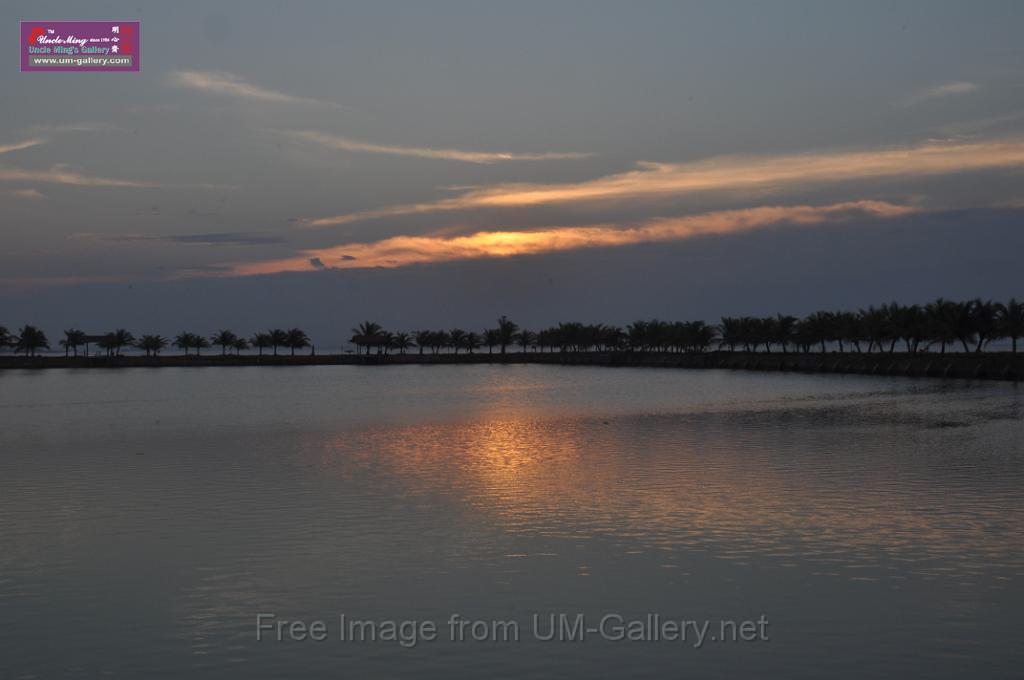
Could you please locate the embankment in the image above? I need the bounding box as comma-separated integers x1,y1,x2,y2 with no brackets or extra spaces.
0,351,1020,380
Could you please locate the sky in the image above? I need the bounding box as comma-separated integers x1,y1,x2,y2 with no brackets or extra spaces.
3,1,1024,345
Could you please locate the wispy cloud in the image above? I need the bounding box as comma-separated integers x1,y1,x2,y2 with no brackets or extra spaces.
4,188,45,200
0,165,155,188
279,129,591,164
71,231,284,246
305,137,1024,227
26,122,121,134
0,138,46,155
229,200,916,276
168,70,343,108
899,81,979,108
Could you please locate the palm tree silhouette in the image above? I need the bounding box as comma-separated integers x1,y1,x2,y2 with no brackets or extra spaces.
269,329,289,356
211,330,239,355
174,333,195,356
232,337,251,355
483,329,500,354
463,331,481,354
514,329,536,352
969,299,1000,352
111,329,135,356
137,334,169,357
14,325,49,357
495,316,518,354
351,321,383,355
997,299,1024,353
448,329,467,355
925,299,957,354
392,332,413,355
192,335,211,356
413,330,432,355
286,328,311,356
0,326,10,350
251,333,272,356
60,329,86,357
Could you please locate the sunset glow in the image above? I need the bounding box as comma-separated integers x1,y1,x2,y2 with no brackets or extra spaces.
227,200,916,276
306,138,1024,226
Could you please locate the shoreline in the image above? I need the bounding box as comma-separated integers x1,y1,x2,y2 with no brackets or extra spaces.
1,351,1020,381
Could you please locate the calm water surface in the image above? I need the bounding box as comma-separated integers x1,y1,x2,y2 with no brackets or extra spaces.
1,365,1022,678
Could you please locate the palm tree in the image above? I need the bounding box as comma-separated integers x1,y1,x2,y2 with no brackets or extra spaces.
286,328,311,356
413,329,434,356
97,329,135,357
997,299,1024,353
60,329,87,357
351,321,383,355
115,329,135,356
495,316,518,354
948,301,977,353
770,315,797,353
483,328,501,354
174,332,195,356
463,331,481,354
969,299,1000,352
211,330,238,355
514,329,536,352
14,325,49,357
718,317,742,352
391,332,413,355
448,329,467,355
801,311,833,353
137,334,169,357
924,299,958,354
232,337,251,355
192,335,211,356
269,329,289,356
0,326,10,350
251,333,272,357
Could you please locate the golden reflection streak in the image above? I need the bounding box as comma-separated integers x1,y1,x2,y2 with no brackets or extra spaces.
224,200,915,277
308,416,1023,575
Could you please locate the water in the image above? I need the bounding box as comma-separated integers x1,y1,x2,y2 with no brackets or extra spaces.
1,365,1022,679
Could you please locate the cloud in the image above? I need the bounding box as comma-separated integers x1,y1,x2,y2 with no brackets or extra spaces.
304,137,1024,227
0,138,46,155
309,257,327,269
0,165,155,187
279,130,591,164
27,122,121,134
4,188,45,200
168,70,342,108
899,81,979,108
71,231,284,246
227,200,916,276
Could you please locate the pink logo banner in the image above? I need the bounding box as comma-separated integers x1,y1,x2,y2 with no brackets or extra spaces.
21,21,140,72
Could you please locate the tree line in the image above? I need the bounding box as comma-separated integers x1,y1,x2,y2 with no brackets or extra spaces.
0,327,312,358
350,299,1024,356
2,298,1022,358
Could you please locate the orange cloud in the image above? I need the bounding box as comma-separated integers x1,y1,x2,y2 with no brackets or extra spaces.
0,138,46,155
305,138,1024,227
225,200,916,276
0,165,155,188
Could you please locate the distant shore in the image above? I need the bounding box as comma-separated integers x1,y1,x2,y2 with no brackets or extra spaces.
1,351,1020,381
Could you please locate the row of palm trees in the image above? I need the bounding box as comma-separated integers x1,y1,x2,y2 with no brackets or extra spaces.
716,299,1024,355
347,299,1024,356
4,298,1023,359
351,316,529,355
0,326,312,358
0,325,50,356
351,317,523,355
